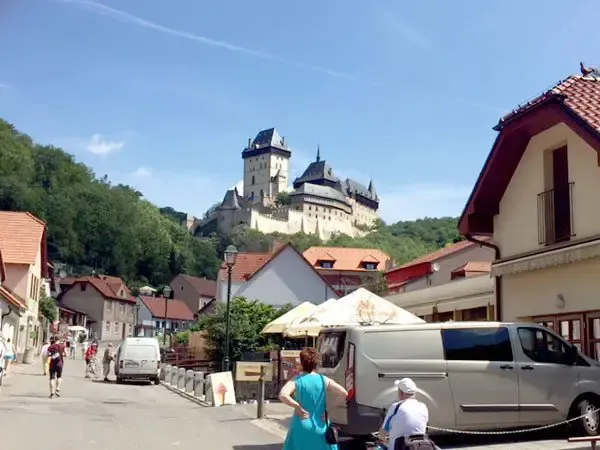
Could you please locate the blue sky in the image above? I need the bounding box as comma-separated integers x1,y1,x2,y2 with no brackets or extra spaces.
1,0,600,223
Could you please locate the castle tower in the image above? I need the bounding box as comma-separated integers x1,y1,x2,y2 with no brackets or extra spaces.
242,128,291,205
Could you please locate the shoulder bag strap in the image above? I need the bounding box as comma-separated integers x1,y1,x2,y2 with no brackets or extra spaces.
384,402,402,432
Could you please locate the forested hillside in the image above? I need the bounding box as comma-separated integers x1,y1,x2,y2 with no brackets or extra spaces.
0,119,462,286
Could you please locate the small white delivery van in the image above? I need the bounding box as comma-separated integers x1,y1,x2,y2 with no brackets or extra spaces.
317,321,600,446
115,337,161,384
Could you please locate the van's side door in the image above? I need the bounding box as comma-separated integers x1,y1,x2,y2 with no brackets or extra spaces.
513,326,579,425
443,326,519,426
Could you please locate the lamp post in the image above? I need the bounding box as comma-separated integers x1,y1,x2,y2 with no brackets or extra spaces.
223,245,238,372
162,285,172,347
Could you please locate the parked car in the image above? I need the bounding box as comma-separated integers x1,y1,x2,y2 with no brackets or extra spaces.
317,321,600,447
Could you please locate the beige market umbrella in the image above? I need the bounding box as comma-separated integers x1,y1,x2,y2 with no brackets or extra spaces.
283,298,338,337
262,301,317,334
284,288,425,337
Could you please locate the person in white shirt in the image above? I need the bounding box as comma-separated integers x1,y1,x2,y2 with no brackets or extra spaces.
40,339,51,375
379,378,430,450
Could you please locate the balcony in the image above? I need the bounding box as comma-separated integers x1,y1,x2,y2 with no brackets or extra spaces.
537,182,575,246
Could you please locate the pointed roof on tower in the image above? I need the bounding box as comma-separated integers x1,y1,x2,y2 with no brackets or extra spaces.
242,127,291,159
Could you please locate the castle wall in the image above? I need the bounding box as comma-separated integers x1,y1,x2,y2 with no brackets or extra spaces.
349,197,379,228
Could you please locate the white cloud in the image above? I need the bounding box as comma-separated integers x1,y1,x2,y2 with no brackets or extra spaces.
378,184,471,223
85,134,125,155
0,82,12,89
133,166,152,178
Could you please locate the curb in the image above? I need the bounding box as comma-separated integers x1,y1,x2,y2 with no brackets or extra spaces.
160,381,211,407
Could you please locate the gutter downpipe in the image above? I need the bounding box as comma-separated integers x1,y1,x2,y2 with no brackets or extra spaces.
465,234,502,321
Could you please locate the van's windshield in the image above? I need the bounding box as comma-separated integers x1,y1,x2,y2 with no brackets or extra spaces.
317,331,346,368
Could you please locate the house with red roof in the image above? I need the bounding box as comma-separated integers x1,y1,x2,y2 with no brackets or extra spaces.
136,295,195,337
459,64,600,358
0,211,48,357
215,250,275,302
59,274,136,341
233,243,338,307
169,274,216,315
303,247,392,296
384,240,495,322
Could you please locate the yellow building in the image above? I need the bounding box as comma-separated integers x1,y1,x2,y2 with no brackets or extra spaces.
459,66,600,358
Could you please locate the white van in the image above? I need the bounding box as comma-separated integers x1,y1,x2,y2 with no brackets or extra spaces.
115,337,161,384
317,321,600,446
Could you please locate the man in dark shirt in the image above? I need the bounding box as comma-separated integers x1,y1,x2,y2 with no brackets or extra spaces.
47,336,66,398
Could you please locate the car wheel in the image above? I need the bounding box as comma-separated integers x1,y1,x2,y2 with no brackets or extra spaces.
116,377,123,385
573,398,600,436
153,377,160,385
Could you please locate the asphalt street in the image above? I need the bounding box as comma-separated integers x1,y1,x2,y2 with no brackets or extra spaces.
0,358,281,450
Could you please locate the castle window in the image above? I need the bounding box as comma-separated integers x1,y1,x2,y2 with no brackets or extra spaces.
252,175,255,185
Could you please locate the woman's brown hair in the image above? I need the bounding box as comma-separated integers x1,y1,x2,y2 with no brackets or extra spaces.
300,347,319,373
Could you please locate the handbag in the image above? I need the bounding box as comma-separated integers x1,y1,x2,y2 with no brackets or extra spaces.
321,375,339,445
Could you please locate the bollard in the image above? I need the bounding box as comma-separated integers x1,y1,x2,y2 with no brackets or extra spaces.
159,363,167,381
169,366,177,385
194,372,205,398
185,370,194,393
177,368,186,390
257,366,266,419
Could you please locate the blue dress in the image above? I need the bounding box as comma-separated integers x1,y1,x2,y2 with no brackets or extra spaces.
283,373,338,450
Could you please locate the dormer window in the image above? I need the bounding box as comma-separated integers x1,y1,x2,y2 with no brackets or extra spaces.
318,260,335,269
362,262,377,270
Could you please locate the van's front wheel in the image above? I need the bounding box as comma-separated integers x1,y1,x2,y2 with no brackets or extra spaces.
572,398,600,436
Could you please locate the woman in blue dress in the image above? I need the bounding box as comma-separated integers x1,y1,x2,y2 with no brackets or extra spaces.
279,347,348,450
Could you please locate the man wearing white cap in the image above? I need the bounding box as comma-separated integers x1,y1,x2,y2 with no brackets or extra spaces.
379,378,431,449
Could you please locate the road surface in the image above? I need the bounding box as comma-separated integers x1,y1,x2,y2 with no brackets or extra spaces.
0,358,281,450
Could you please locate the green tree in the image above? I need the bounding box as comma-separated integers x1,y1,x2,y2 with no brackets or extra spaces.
275,191,292,207
193,297,292,362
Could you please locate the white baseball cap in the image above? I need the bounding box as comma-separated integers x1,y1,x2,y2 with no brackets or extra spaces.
394,378,417,395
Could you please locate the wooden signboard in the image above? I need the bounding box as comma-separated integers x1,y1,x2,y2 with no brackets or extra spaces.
235,362,273,382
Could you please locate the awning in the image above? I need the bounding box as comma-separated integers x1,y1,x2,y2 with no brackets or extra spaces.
491,238,600,277
0,285,27,310
262,302,317,334
386,275,494,315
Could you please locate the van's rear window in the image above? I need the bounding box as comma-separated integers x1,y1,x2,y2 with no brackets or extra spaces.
124,346,157,359
317,331,346,368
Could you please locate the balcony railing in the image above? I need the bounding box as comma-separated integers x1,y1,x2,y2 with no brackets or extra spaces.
537,182,575,246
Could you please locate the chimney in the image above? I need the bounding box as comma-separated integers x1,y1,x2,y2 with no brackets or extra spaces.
270,239,287,254
247,138,252,149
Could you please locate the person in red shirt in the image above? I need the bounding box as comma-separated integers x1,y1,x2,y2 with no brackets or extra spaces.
84,342,98,378
47,336,67,398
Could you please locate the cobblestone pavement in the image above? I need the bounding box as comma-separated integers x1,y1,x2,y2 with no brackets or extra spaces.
0,359,281,450
237,402,592,449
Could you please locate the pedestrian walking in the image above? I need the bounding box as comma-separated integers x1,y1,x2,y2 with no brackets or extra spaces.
279,347,348,450
40,339,50,375
47,336,67,399
103,343,115,381
3,338,15,375
84,342,98,378
377,378,438,450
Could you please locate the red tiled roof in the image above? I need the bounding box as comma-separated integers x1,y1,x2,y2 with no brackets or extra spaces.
178,274,216,298
452,261,492,274
460,72,600,235
500,75,600,130
388,239,489,273
0,285,27,309
67,275,136,303
138,295,194,321
0,212,48,276
218,252,272,283
303,247,391,272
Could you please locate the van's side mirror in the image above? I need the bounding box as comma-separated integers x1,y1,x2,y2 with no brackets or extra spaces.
565,344,578,365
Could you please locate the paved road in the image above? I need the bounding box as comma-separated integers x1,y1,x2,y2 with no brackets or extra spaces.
0,359,281,450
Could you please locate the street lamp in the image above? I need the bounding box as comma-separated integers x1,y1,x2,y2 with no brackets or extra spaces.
223,245,238,372
162,285,172,347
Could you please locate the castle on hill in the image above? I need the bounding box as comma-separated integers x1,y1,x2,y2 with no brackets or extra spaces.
199,128,380,240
